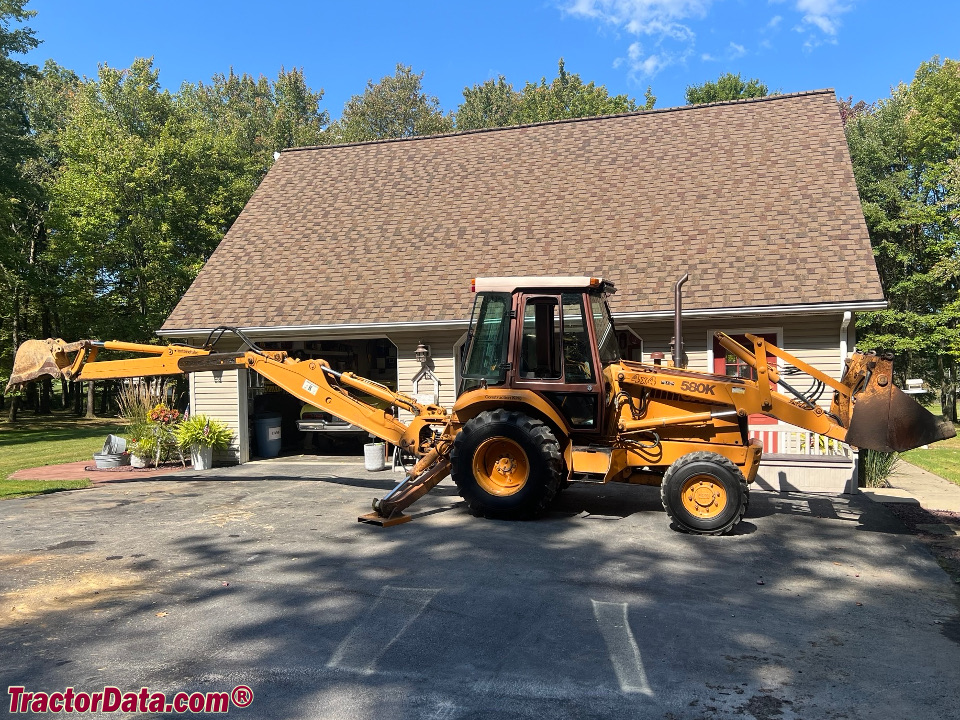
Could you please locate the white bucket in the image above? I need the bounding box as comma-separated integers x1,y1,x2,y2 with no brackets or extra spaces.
364,442,386,471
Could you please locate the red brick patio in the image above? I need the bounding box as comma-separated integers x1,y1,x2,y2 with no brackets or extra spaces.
9,461,191,484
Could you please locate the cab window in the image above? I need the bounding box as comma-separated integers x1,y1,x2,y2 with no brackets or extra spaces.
519,297,561,379
561,293,595,383
461,293,511,387
591,295,621,365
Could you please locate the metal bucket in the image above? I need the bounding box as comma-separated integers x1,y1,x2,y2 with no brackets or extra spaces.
93,452,129,469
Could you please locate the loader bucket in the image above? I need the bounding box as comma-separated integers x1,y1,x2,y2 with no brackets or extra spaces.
843,353,956,453
5,339,87,392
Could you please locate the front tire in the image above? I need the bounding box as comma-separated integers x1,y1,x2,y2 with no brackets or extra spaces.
450,410,563,519
660,452,748,535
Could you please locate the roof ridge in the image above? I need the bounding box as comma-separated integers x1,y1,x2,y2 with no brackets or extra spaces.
283,89,837,154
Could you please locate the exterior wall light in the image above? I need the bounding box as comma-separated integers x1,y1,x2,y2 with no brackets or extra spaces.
414,342,430,365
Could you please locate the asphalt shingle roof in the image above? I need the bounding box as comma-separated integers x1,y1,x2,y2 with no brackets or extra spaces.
162,90,884,332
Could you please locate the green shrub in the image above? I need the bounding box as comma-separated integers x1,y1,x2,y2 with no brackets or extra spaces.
173,414,233,450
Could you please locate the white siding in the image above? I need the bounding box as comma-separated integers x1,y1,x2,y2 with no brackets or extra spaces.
189,369,248,464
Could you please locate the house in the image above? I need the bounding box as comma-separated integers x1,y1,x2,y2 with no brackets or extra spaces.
159,89,884,492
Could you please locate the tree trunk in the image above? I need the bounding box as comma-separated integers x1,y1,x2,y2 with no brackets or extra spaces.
60,378,69,407
72,381,82,416
950,362,959,423
37,309,53,413
8,395,19,422
39,377,52,414
85,382,96,419
99,380,109,415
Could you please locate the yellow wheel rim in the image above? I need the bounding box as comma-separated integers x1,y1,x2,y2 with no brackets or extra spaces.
472,437,530,496
680,474,728,519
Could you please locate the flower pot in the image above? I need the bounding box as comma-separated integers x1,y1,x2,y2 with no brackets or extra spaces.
130,454,149,469
191,445,214,471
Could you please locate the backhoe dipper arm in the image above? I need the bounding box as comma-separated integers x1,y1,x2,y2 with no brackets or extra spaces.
7,336,449,455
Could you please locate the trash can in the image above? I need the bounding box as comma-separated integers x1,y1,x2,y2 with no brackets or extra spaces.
254,413,282,458
364,442,386,471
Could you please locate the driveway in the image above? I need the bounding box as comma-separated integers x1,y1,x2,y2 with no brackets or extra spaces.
2,458,958,719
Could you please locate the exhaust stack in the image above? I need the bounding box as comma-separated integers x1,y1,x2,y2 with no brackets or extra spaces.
672,273,689,369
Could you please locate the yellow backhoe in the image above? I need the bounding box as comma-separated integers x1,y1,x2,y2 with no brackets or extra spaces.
7,276,954,535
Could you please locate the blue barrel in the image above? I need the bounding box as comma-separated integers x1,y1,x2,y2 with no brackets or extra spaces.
254,413,282,458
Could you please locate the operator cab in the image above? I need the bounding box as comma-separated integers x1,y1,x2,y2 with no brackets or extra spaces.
459,276,619,435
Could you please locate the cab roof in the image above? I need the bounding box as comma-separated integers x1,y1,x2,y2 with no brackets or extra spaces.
472,276,616,294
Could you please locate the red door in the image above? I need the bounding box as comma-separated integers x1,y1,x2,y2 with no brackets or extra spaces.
713,333,779,452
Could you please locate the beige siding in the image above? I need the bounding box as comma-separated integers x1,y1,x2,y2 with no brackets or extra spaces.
189,369,248,464
389,330,465,423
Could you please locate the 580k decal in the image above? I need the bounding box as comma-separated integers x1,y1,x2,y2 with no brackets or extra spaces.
680,380,716,396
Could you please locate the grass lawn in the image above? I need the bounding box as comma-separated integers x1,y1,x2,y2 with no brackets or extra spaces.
900,403,960,487
0,411,127,500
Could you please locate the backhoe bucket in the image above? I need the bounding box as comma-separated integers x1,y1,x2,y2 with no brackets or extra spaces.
6,339,88,392
842,353,955,453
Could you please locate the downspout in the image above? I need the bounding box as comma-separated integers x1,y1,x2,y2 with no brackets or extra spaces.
840,311,852,377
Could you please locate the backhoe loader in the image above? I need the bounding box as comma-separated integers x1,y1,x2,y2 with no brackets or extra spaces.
7,276,954,535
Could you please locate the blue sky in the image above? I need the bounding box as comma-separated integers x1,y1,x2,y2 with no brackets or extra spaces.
21,1,960,118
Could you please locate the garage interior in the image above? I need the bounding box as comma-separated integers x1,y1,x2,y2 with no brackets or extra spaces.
250,337,398,457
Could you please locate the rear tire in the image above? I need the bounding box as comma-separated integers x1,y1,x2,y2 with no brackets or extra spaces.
450,410,563,519
660,452,748,536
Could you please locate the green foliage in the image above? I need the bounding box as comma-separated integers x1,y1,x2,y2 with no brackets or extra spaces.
861,449,900,488
37,59,330,344
456,75,520,131
0,0,38,204
845,57,960,419
173,413,233,450
329,64,452,142
684,72,771,105
455,59,639,131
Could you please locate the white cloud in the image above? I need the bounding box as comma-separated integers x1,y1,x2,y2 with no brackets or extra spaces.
566,0,713,36
562,0,854,79
564,1,713,76
795,0,852,36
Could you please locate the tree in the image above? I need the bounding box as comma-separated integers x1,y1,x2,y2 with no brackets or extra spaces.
684,72,771,105
515,58,637,124
329,64,452,143
455,59,640,130
845,57,960,420
455,75,520,131
0,0,39,399
39,59,331,349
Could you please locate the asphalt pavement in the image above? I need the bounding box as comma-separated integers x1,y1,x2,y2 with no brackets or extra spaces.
1,457,959,719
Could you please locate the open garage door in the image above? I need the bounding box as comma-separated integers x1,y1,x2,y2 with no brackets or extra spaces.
248,338,398,458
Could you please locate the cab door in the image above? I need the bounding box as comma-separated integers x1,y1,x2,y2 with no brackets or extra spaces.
511,292,603,435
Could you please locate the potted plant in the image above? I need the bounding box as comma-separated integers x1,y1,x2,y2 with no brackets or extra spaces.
174,414,233,470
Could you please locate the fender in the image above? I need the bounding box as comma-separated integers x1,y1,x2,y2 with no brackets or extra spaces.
452,387,575,472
